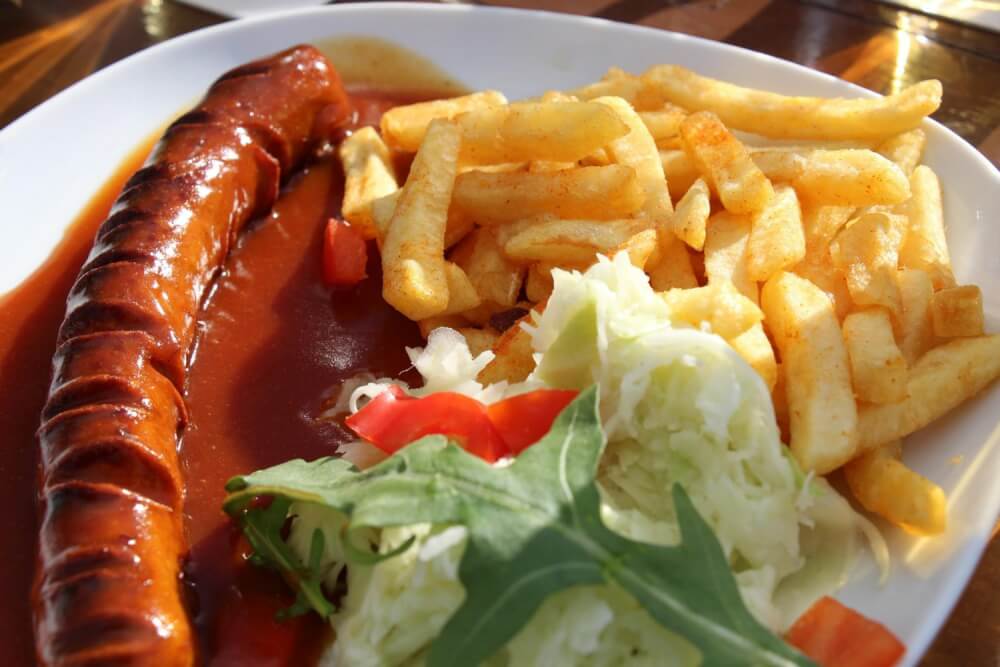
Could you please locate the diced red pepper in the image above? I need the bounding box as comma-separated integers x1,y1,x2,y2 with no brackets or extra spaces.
345,386,507,462
322,218,367,287
487,389,579,454
345,388,580,462
786,597,905,667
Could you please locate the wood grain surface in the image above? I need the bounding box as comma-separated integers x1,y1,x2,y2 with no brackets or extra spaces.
1,1,997,665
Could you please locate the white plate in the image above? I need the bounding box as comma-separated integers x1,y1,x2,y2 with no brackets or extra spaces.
2,4,998,664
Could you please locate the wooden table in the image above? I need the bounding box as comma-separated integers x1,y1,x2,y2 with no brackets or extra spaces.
1,1,997,665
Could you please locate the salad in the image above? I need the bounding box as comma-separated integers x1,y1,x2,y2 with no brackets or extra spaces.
224,254,898,666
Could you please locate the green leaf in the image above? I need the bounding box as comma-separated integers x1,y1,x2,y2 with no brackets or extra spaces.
224,386,814,667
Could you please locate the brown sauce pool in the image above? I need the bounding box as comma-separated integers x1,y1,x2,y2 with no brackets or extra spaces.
0,87,444,666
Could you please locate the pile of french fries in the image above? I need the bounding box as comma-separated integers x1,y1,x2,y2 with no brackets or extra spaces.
337,65,1000,538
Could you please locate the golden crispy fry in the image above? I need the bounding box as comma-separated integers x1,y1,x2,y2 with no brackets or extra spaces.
829,212,906,317
876,128,926,176
450,228,525,308
539,91,580,103
772,363,790,441
647,230,698,290
580,147,612,167
418,314,468,339
528,160,576,173
858,336,1000,451
380,90,507,152
452,165,643,224
639,105,688,146
671,177,711,250
792,255,853,321
704,211,757,303
662,281,763,340
749,148,807,183
659,149,702,201
800,201,853,257
897,268,936,365
439,262,482,316
593,96,674,221
502,218,651,265
458,327,500,357
617,228,659,269
680,111,774,215
728,322,777,391
796,150,910,206
563,70,643,105
338,127,398,239
372,189,472,249
477,314,537,385
931,285,984,338
643,65,942,140
762,271,858,473
381,119,460,320
526,263,555,303
844,441,947,535
457,101,630,164
900,166,955,290
843,308,908,404
746,184,805,282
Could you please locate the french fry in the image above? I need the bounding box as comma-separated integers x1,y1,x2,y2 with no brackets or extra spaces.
643,65,942,140
844,441,947,535
671,177,711,250
680,111,774,215
439,262,482,316
900,166,955,290
794,150,910,206
593,96,674,221
381,119,460,320
761,271,858,473
746,184,805,282
418,314,468,339
450,228,525,308
829,212,906,317
457,101,630,164
528,160,576,173
526,263,555,303
876,129,926,176
703,211,757,303
857,336,1000,452
477,314,537,385
338,127,398,238
660,149,702,201
800,201,853,257
616,228,659,269
931,285,984,338
372,189,472,249
662,281,763,340
647,230,698,290
772,363,790,441
502,218,651,265
459,327,500,358
638,104,688,146
728,322,777,391
792,255,853,321
843,308,908,404
897,268,936,365
750,148,806,183
564,69,643,105
380,90,507,152
452,165,643,224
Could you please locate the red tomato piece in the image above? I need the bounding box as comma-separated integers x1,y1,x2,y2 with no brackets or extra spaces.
786,596,905,667
487,389,579,454
345,387,508,462
322,218,367,286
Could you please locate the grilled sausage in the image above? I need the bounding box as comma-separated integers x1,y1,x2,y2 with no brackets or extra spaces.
35,44,352,666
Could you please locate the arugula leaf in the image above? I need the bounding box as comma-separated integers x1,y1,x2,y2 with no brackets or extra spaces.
225,386,814,667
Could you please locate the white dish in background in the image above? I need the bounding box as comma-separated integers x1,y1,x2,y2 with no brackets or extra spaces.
1,4,998,664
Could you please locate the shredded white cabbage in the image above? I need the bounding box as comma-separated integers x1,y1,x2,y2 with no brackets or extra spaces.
289,252,885,666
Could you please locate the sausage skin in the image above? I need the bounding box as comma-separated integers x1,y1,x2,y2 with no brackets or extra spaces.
35,45,351,666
